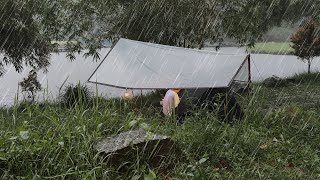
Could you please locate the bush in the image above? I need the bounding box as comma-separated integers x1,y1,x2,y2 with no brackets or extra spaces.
60,83,91,108
19,70,41,102
263,76,291,88
291,19,320,73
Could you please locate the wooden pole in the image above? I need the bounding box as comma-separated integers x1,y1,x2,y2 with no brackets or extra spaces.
140,89,143,107
248,55,252,82
248,55,252,90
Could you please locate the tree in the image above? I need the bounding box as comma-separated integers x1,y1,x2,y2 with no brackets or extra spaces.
110,0,320,48
0,0,54,76
0,0,118,91
1,0,320,90
291,19,320,73
19,70,42,101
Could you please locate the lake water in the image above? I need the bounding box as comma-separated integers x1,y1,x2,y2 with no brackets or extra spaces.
1,47,319,107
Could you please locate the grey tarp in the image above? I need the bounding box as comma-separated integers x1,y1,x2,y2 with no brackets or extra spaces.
88,38,250,89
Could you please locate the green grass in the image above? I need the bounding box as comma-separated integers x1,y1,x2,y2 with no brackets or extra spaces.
1,73,320,179
248,42,294,55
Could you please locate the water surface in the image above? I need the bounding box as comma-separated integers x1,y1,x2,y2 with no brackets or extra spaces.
1,47,319,107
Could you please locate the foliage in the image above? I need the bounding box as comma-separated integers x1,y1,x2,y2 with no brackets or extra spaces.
291,19,320,73
19,70,42,101
182,157,209,179
111,0,222,48
60,83,92,108
291,72,320,84
94,0,320,48
111,0,319,48
1,73,320,179
0,0,319,94
0,0,54,77
1,0,319,78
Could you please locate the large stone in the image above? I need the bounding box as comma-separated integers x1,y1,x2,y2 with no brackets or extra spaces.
263,75,290,87
96,128,172,154
96,128,180,171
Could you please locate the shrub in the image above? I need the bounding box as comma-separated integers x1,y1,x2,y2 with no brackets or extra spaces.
60,83,91,108
291,19,320,73
19,70,41,102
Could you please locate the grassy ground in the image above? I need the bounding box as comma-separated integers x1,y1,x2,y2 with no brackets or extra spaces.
1,74,320,179
248,42,294,55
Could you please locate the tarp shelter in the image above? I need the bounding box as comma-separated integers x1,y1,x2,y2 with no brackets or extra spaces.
88,38,251,91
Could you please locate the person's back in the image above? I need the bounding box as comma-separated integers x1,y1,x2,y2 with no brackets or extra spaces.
161,89,180,116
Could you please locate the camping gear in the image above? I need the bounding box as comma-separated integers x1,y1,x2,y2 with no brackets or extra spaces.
88,38,252,122
88,38,251,90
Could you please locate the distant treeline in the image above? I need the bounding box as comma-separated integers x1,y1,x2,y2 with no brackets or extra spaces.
205,23,299,47
262,27,294,42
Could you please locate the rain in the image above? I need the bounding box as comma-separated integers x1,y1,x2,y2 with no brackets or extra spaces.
1,0,320,179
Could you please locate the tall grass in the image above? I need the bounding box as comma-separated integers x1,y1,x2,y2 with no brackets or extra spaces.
1,73,320,179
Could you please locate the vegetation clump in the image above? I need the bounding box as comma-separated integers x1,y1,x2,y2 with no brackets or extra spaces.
19,70,42,102
60,83,92,108
1,73,320,179
263,76,294,88
291,19,320,73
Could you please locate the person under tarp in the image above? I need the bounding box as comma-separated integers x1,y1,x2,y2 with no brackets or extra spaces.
161,88,245,124
160,89,181,116
160,89,188,124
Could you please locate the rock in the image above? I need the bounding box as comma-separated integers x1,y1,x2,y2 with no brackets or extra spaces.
263,75,288,87
96,128,179,169
96,128,171,154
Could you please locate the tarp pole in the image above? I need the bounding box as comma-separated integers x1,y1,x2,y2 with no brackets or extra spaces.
132,89,139,112
247,54,252,91
140,89,143,107
248,55,252,84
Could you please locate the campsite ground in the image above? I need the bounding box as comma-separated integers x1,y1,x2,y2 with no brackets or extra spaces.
1,73,320,179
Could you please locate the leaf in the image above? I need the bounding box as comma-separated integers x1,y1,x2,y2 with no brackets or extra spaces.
131,175,140,180
218,159,230,169
0,152,7,161
129,120,138,128
199,158,208,164
213,168,220,172
272,137,279,143
97,123,103,130
111,113,118,116
185,173,195,177
140,123,150,131
259,144,269,150
149,170,156,178
58,141,64,147
9,136,18,140
144,169,156,180
287,162,295,168
20,131,30,140
314,155,320,162
0,138,5,145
